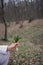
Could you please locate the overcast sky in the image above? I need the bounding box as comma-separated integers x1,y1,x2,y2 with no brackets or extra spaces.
4,0,9,3
4,0,31,3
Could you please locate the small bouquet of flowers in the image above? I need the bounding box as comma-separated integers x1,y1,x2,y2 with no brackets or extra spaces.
14,35,21,51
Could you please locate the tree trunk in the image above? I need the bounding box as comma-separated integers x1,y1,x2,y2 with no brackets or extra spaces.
1,0,8,41
3,17,7,41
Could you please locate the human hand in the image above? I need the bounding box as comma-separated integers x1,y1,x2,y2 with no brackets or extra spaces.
7,42,19,51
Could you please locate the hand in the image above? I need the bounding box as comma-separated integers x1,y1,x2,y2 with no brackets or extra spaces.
7,42,19,51
13,42,19,48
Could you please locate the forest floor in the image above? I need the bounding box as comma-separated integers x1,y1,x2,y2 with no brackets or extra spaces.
0,19,43,45
0,19,43,65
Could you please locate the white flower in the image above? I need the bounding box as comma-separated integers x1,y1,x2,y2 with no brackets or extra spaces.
16,48,19,51
13,60,16,63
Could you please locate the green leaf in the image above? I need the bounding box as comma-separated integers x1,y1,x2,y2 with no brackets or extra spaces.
14,35,21,42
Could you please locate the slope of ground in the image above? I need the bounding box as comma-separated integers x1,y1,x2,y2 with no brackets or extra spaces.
0,19,43,65
0,19,43,45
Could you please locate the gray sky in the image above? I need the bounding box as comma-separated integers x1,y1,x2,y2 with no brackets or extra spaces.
4,0,9,3
4,0,31,3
